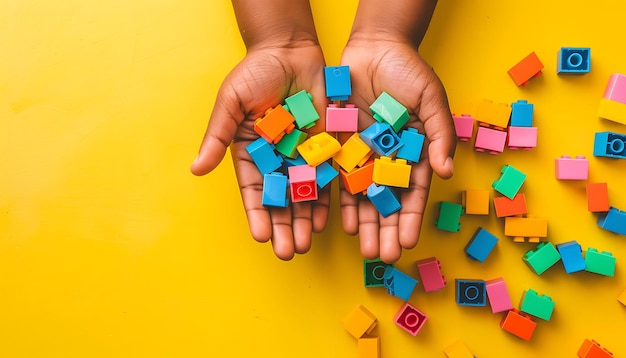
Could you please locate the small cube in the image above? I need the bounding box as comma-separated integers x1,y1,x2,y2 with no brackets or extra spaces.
598,97,626,125
443,340,475,358
465,227,499,262
462,189,490,215
315,161,339,189
334,132,373,172
343,305,377,339
500,309,537,341
360,122,403,156
510,100,534,127
367,184,402,218
284,90,320,129
585,248,616,277
288,165,318,202
556,241,586,274
275,128,308,158
452,114,475,141
475,126,507,154
475,99,512,128
372,157,411,188
369,92,410,132
492,165,526,199
455,279,486,306
246,137,283,175
597,207,626,235
396,128,425,162
262,172,289,207
326,104,358,132
494,193,528,217
523,242,561,275
436,201,464,232
486,278,513,313
383,266,418,302
504,216,548,243
557,47,590,74
555,155,589,180
340,159,375,195
508,51,544,87
394,303,428,336
602,73,626,104
296,132,341,167
520,289,555,321
357,336,380,358
416,257,446,292
324,66,351,101
507,126,538,150
587,183,609,213
364,259,393,287
577,339,613,358
253,105,296,144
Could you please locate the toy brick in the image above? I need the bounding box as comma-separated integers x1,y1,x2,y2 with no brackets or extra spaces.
283,155,307,168
262,173,289,208
326,104,358,132
394,302,427,336
500,309,537,341
462,189,490,215
577,339,614,358
593,132,626,158
556,241,586,273
343,305,377,339
603,73,626,103
369,92,410,132
372,156,411,188
475,126,507,154
597,207,626,235
340,159,375,195
275,128,307,158
585,248,616,277
510,100,534,127
523,242,561,275
452,114,474,141
315,161,338,189
288,165,318,202
507,51,544,87
334,133,373,172
598,98,626,125
443,340,475,358
436,201,464,232
555,155,589,180
254,105,296,144
416,257,446,292
367,184,402,218
586,183,609,213
245,137,283,175
475,99,512,128
465,227,499,262
520,289,555,320
507,126,538,150
455,279,486,306
296,132,341,167
396,128,425,162
485,278,513,313
364,259,393,287
492,165,526,199
324,66,351,101
618,288,626,306
383,266,418,301
557,47,590,74
284,90,320,129
357,336,380,358
504,216,548,242
360,122,403,156
494,193,528,217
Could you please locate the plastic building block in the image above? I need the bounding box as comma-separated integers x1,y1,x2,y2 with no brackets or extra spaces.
555,155,589,180
369,92,410,132
436,201,464,232
296,132,341,167
343,305,377,339
474,126,507,154
394,302,427,336
367,184,402,218
316,161,338,189
492,165,526,199
284,90,320,129
597,207,626,235
475,99,512,128
288,165,318,202
383,266,418,301
262,173,289,207
507,126,538,150
359,122,403,156
578,339,613,358
324,66,351,101
455,279,486,306
504,216,548,242
585,248,616,277
507,51,544,87
556,241,586,274
587,183,609,213
452,114,475,141
462,189,490,215
618,288,626,306
416,257,446,292
603,73,626,103
520,289,555,320
396,128,425,163
465,227,499,262
275,128,308,158
500,309,537,341
283,155,307,168
372,157,411,188
557,47,590,74
334,133,373,172
444,340,475,358
364,259,393,287
245,137,283,175
253,105,296,144
340,159,375,195
493,193,528,217
357,336,380,358
593,132,626,158
485,278,513,313
510,100,534,127
598,98,626,125
326,104,358,132
523,242,561,275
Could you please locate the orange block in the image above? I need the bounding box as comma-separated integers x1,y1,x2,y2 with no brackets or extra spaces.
343,305,377,339
493,194,528,217
500,309,536,341
253,105,296,144
504,216,548,242
577,339,613,358
341,159,374,195
508,52,544,86
587,183,610,213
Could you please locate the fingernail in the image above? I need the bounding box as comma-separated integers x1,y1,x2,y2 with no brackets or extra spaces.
444,156,454,174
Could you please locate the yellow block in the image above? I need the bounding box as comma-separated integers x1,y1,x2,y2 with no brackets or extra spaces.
462,189,490,215
475,99,512,128
343,305,377,339
296,132,341,167
504,216,548,242
598,98,626,125
619,288,626,306
444,340,475,358
333,133,373,172
372,157,411,188
357,336,381,358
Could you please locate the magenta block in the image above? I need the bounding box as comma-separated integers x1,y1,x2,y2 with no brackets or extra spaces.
486,278,513,313
507,126,538,150
326,104,358,132
603,73,626,104
475,126,507,154
555,155,589,180
288,164,318,202
453,114,475,141
394,302,427,336
416,257,446,292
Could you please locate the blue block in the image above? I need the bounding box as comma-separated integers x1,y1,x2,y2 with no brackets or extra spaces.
261,172,289,207
556,241,586,273
510,100,534,127
557,47,590,74
455,279,486,306
383,266,418,301
597,207,626,235
324,66,351,101
316,161,338,189
367,184,402,218
246,137,283,175
360,122,403,156
465,227,499,262
396,128,425,162
283,155,307,168
593,132,626,159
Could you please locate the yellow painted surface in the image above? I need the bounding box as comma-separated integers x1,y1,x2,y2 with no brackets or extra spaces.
2,1,626,357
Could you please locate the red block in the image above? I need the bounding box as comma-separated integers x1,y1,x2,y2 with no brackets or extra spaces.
394,303,427,336
577,339,613,358
508,52,544,87
493,194,528,217
500,309,536,341
416,257,446,292
587,183,610,213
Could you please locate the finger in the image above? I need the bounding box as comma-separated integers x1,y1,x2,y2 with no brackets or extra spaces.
378,211,402,264
339,179,360,236
292,202,313,255
358,199,380,260
398,159,432,250
312,185,331,233
269,207,296,261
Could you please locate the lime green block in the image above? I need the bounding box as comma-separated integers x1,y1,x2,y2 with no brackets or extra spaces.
435,202,464,232
523,242,561,275
284,90,320,129
369,92,410,133
585,248,616,277
520,289,554,320
492,165,527,199
275,129,308,158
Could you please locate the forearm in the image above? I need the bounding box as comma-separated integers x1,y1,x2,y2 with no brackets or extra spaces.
232,0,319,50
349,0,437,48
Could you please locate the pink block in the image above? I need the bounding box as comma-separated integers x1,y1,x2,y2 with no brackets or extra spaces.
486,278,513,313
326,104,358,132
394,302,427,336
475,126,507,154
288,164,318,202
507,126,538,150
555,155,589,180
603,73,626,104
416,257,446,292
453,114,475,141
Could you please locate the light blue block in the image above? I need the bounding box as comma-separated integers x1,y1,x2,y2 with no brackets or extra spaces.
367,184,401,218
396,128,425,162
597,207,626,235
556,241,586,273
510,100,534,127
246,137,283,175
593,132,626,159
324,66,351,101
465,227,499,262
360,122,403,156
283,155,307,168
316,161,338,189
383,266,418,301
262,172,289,207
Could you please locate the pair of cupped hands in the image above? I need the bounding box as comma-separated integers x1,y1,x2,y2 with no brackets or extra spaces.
190,35,456,264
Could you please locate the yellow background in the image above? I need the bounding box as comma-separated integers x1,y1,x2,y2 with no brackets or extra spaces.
2,1,626,357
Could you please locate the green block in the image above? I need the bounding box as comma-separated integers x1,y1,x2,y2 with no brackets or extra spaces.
435,201,464,232
369,92,410,133
492,165,526,199
284,90,320,129
520,289,554,320
363,259,393,287
523,242,561,275
275,129,308,158
585,248,616,277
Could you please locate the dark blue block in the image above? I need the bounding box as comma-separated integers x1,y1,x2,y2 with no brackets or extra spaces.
324,66,352,101
455,279,486,306
593,132,626,159
465,227,499,262
556,241,586,273
557,47,590,74
360,122,403,156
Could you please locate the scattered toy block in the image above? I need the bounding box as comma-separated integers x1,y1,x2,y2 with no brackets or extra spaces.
585,248,616,277
334,133,373,172
372,156,411,188
557,47,590,74
340,159,375,195
261,172,289,208
326,104,359,132
500,309,537,341
504,216,548,242
396,128,425,162
523,242,561,275
577,339,613,358
486,278,513,313
602,73,626,103
316,161,338,189
520,289,555,321
556,241,586,274
508,51,544,87
507,126,538,150
324,66,352,101
383,266,418,301
357,336,381,358
364,259,393,287
444,340,475,358
284,90,320,129
360,122,403,156
288,165,318,202
369,92,410,132
452,114,475,141
343,305,377,339
436,201,464,232
283,155,307,168
462,189,490,215
593,132,626,159
297,132,341,167
597,207,626,235
416,257,446,292
246,137,283,175
455,279,486,306
555,155,589,180
475,126,507,154
475,99,512,128
492,165,526,199
275,128,308,158
465,227,499,262
598,97,626,125
587,183,610,213
254,104,296,144
394,302,428,336
367,183,402,218
494,193,528,217
510,100,534,127
618,288,626,306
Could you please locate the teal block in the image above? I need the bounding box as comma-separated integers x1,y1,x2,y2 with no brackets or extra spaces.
492,165,527,199
275,129,308,158
520,289,554,320
585,248,616,276
284,90,320,129
435,202,464,232
363,259,393,287
523,242,561,275
369,92,410,133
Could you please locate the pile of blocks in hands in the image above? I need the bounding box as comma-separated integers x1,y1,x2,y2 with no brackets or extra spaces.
246,66,425,217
